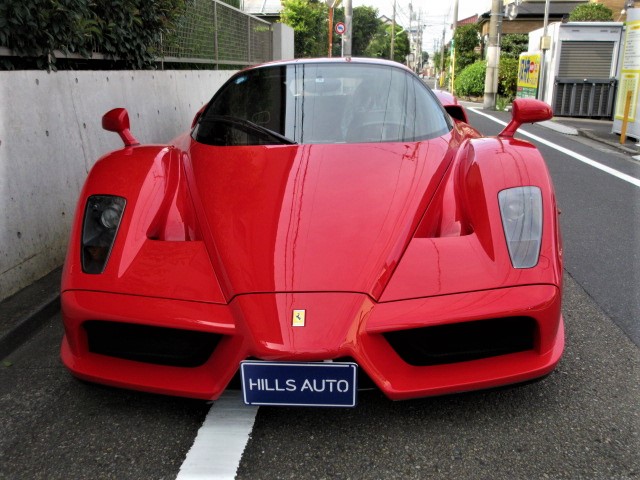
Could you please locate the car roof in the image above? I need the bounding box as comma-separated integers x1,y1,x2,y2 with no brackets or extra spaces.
245,57,414,73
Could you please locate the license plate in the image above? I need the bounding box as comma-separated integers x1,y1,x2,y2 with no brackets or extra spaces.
240,361,358,407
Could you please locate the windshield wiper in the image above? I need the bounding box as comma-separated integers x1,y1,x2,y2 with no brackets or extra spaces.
202,115,297,145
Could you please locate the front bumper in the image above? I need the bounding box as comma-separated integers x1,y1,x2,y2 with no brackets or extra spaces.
61,284,564,400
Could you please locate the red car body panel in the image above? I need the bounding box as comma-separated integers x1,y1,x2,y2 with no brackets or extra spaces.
61,284,562,400
184,137,456,299
61,58,564,401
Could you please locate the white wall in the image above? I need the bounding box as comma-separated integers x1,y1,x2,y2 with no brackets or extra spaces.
273,23,295,60
0,69,235,301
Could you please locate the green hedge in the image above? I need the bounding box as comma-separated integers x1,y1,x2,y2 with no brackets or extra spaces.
454,57,519,99
454,60,486,97
0,0,184,70
569,3,613,21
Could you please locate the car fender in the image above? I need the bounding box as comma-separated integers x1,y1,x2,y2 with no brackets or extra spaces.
62,143,226,304
380,135,562,302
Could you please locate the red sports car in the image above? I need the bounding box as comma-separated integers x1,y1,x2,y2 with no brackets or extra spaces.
61,58,564,407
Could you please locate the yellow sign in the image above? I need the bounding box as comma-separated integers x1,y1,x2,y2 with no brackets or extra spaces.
615,18,640,122
517,53,541,98
615,73,639,122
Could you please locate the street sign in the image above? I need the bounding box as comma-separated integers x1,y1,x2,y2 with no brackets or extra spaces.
335,22,346,36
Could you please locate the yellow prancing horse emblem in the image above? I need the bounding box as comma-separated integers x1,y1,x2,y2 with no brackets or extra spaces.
292,309,306,327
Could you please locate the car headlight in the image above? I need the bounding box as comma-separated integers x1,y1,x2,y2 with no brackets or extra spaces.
81,195,126,274
498,186,542,269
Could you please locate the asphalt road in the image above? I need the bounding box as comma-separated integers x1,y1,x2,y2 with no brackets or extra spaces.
1,108,639,479
1,273,638,479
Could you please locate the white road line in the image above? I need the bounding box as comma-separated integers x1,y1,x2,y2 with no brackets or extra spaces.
177,391,258,480
468,107,640,189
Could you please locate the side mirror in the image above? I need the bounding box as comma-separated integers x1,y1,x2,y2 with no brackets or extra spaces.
102,108,140,147
498,99,553,138
444,104,469,124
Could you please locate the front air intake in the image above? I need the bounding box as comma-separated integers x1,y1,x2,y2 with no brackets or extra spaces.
383,317,536,366
84,320,221,367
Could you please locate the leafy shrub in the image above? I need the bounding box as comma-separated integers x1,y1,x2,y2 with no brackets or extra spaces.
454,60,486,97
498,57,518,99
496,95,509,111
453,24,480,73
569,3,613,22
0,0,98,69
454,57,519,100
92,0,185,69
0,0,184,70
501,34,529,60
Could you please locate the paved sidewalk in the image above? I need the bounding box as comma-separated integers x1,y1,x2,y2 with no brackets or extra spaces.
0,268,61,359
541,116,640,155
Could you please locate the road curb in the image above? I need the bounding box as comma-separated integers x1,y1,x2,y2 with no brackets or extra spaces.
0,267,62,359
577,128,640,154
539,120,579,136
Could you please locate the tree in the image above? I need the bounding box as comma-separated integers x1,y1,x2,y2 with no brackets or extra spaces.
331,6,381,57
432,44,449,74
453,24,480,73
501,33,529,59
569,3,614,22
365,23,409,63
432,44,450,86
282,1,382,58
351,6,380,56
281,0,328,58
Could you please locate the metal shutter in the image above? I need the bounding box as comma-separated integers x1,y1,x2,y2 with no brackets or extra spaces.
558,41,614,78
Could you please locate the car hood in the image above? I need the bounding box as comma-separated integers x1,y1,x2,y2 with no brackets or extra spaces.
185,137,455,300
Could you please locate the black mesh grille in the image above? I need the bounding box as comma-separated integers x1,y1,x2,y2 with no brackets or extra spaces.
84,320,222,367
383,317,536,366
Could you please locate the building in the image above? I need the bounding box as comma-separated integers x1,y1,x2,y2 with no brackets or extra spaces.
478,0,587,36
243,0,283,23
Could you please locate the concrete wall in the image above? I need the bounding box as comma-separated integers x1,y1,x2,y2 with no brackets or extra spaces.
0,70,235,301
273,23,295,60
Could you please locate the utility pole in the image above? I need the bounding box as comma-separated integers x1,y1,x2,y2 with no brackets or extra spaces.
343,0,352,56
417,11,423,73
483,0,501,109
450,0,458,93
537,0,551,102
409,3,413,69
439,20,446,88
328,4,334,57
390,0,396,60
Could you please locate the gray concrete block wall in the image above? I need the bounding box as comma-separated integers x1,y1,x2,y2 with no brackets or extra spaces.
0,69,236,302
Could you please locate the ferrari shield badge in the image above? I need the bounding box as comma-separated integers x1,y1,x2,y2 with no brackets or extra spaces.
292,309,306,327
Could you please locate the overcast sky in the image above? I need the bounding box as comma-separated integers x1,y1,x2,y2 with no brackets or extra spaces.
351,0,493,53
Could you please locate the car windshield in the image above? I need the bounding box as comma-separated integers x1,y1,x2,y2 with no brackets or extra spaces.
193,62,451,146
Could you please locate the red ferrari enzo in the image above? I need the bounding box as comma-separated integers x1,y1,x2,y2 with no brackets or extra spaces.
61,58,564,407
